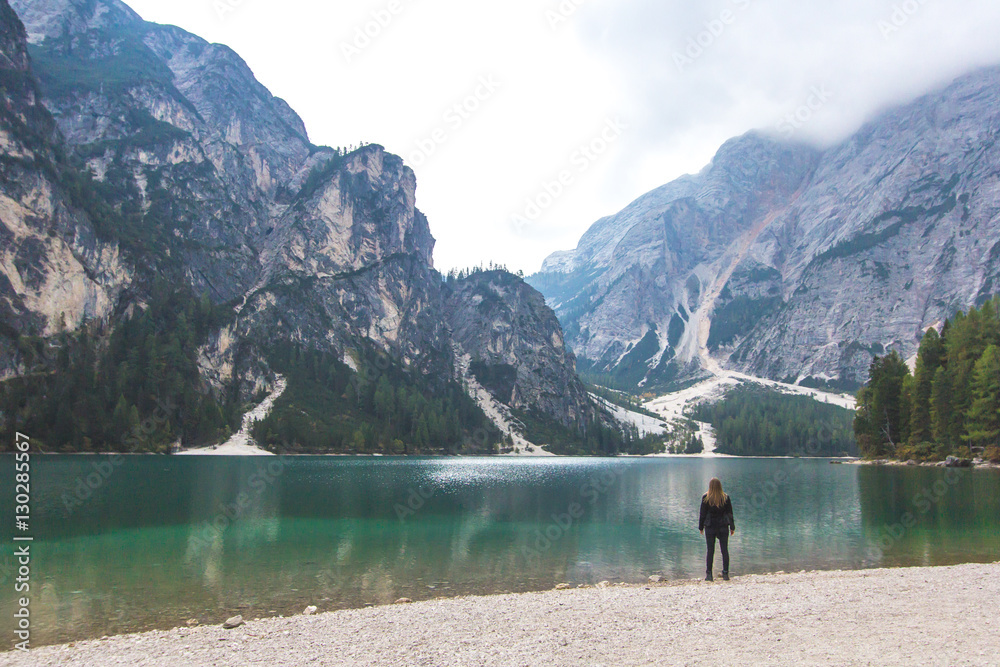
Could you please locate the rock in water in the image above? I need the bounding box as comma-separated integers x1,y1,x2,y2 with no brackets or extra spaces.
555,583,572,590
303,606,318,615
394,598,413,605
649,575,665,583
222,615,244,629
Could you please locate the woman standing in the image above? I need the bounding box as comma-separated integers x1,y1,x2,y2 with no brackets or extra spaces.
699,477,735,581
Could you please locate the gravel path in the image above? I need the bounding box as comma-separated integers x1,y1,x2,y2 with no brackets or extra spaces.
4,563,998,666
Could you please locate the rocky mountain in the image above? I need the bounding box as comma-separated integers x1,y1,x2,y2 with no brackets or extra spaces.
445,270,594,428
530,68,1000,391
0,0,603,453
0,0,128,378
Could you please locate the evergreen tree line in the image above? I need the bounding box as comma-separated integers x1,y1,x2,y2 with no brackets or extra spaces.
253,344,664,457
586,384,661,420
252,344,502,455
512,406,662,457
444,264,525,282
854,297,1000,462
691,384,858,457
1,284,662,456
0,283,238,453
662,418,705,455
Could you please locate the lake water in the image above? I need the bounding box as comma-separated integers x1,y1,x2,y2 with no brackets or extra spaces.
1,455,998,646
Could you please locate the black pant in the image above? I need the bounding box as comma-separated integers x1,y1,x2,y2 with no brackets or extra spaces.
705,526,730,574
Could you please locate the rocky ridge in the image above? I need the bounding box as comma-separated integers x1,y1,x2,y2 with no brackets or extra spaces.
0,0,129,379
0,0,598,449
531,68,1000,390
445,270,596,447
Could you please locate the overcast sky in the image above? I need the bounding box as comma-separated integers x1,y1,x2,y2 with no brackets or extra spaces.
122,0,1000,274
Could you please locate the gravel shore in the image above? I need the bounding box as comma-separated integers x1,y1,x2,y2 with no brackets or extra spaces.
4,563,998,666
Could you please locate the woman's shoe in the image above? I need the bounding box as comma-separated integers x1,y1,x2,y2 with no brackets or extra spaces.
705,572,714,581
722,572,730,581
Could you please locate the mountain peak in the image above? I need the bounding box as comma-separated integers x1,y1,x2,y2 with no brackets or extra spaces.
0,0,610,455
11,0,140,43
530,64,1000,390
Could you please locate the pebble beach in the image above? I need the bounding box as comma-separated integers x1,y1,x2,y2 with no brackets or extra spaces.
4,562,998,666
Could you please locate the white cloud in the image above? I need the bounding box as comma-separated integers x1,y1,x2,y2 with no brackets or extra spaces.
119,0,1000,274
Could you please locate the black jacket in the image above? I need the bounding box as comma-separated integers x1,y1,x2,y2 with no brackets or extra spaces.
699,494,735,531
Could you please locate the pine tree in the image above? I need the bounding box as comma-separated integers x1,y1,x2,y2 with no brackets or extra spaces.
964,345,1000,448
980,298,1000,346
415,414,430,449
374,376,394,425
929,366,952,445
909,328,945,444
112,394,130,435
899,374,914,447
941,308,992,444
851,296,1000,461
854,351,910,457
126,404,141,447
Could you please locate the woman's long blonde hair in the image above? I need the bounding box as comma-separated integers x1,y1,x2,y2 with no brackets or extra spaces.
706,478,728,508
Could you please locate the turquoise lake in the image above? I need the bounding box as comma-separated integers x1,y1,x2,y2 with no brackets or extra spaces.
1,456,998,646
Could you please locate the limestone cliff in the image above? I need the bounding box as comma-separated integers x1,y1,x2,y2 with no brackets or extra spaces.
531,67,1000,390
0,0,129,379
0,0,597,449
445,270,594,429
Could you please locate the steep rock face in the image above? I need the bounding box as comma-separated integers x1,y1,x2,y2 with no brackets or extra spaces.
530,134,820,388
11,0,321,303
532,67,1000,390
445,270,594,428
1,0,597,444
264,148,435,279
731,68,1000,386
11,0,139,43
188,144,453,403
0,0,128,378
6,0,441,378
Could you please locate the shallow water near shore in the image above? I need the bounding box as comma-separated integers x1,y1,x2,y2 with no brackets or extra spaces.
1,455,998,647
